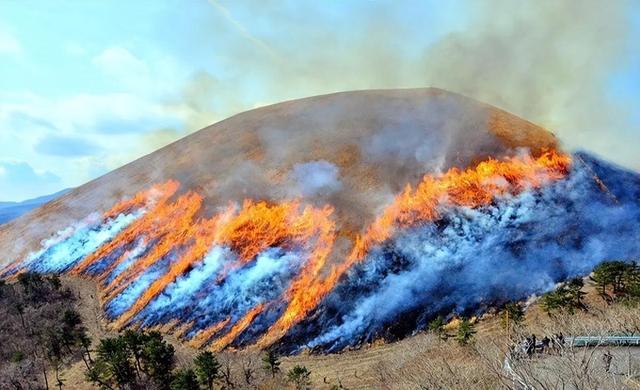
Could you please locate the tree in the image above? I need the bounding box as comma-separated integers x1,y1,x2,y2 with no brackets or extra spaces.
566,277,587,309
194,351,221,390
287,365,312,390
87,337,137,390
455,318,475,346
140,331,175,388
540,278,586,315
592,261,628,295
428,315,445,336
171,368,199,390
262,349,281,378
122,329,145,378
501,302,524,330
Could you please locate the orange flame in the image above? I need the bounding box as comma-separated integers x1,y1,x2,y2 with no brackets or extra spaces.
22,150,571,351
188,318,231,348
254,150,571,348
101,192,204,304
209,304,266,351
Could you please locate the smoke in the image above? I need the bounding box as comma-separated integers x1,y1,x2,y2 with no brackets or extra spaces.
302,154,640,351
165,0,637,171
136,246,305,341
12,210,142,275
289,160,342,199
3,151,639,353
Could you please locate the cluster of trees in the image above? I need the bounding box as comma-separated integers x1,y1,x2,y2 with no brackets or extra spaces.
86,332,314,390
0,273,317,390
538,261,640,315
428,315,476,346
0,272,90,389
539,277,587,314
591,260,640,301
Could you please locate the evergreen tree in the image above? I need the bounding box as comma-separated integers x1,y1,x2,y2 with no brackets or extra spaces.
501,302,524,329
592,261,628,295
262,349,281,378
86,337,137,389
194,351,221,390
171,368,199,390
455,318,476,346
122,329,145,378
140,331,175,389
287,365,312,390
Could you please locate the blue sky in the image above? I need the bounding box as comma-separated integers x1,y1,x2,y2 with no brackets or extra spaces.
0,0,638,201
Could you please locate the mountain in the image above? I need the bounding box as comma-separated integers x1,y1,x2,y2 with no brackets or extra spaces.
0,189,70,225
0,88,556,264
3,88,637,353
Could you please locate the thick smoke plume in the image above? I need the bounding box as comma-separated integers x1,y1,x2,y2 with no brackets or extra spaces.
162,0,637,171
2,151,639,354
301,153,640,352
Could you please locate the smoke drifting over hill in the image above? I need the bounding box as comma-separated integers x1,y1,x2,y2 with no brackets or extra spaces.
3,149,638,353
176,0,637,171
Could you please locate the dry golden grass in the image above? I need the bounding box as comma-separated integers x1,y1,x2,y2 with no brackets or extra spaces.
50,274,640,389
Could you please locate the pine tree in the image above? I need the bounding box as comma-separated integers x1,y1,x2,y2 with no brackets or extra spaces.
287,365,312,390
455,318,476,346
262,349,281,378
171,368,199,390
140,331,175,389
194,351,221,390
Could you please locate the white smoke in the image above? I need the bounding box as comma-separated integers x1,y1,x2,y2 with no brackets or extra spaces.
18,210,143,274
307,158,640,351
289,160,343,199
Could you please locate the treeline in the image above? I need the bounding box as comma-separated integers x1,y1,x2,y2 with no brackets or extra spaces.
86,332,314,389
0,272,316,390
0,273,90,389
538,260,640,315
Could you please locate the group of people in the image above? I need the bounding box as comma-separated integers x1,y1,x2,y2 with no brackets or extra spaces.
511,333,566,358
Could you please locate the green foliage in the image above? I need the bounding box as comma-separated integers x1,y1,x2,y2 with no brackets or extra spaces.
501,302,525,329
287,365,312,390
88,337,137,389
194,351,221,390
428,315,445,335
171,368,199,390
455,317,475,346
85,330,175,389
540,277,586,314
262,349,281,378
10,351,25,363
592,261,640,301
140,331,176,388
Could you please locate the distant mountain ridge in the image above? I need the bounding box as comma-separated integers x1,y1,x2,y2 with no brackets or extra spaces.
0,189,70,224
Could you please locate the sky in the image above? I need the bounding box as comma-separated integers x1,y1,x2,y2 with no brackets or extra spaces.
0,0,638,201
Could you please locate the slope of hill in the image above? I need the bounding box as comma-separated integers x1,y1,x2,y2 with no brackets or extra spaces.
0,189,70,225
0,88,556,265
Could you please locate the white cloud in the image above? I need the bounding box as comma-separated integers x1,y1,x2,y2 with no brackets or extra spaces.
93,46,148,81
92,46,190,98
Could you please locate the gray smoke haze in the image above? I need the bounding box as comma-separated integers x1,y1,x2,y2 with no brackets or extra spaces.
152,0,637,171
301,154,640,351
289,160,342,199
